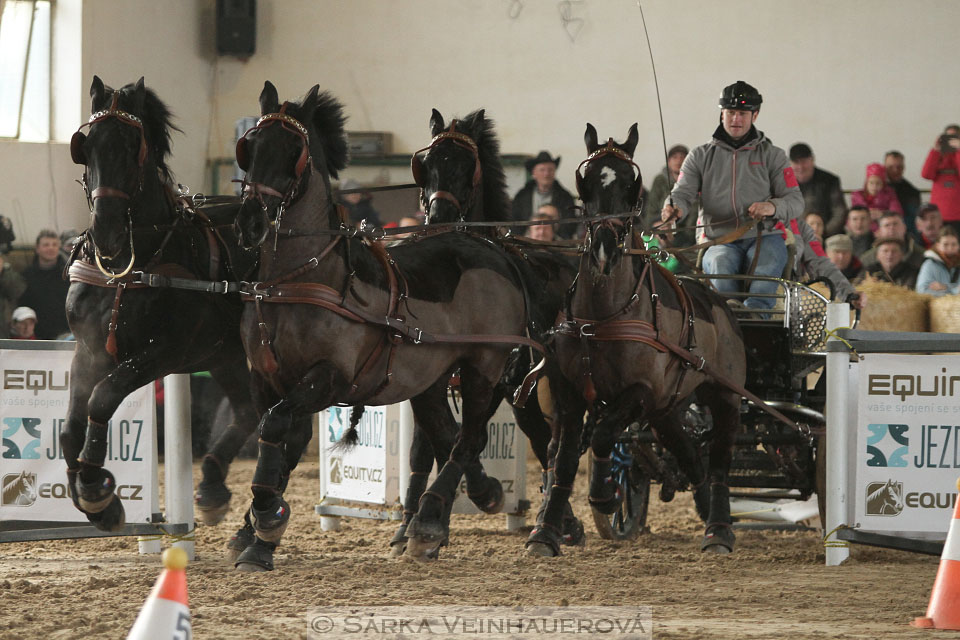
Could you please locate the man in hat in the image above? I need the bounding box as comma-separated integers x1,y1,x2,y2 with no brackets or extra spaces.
9,306,37,340
511,150,576,238
914,203,943,249
338,178,381,227
647,144,696,246
825,233,864,282
661,80,804,312
789,218,864,309
789,143,847,237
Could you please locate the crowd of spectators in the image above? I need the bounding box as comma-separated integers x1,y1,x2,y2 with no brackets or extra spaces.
0,226,73,340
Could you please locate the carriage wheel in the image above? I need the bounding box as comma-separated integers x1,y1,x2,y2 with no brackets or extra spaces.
590,441,650,540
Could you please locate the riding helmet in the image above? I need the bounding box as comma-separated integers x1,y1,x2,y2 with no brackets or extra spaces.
718,81,762,111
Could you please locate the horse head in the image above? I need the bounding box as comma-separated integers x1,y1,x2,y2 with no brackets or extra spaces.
235,81,347,249
576,123,642,275
71,76,177,274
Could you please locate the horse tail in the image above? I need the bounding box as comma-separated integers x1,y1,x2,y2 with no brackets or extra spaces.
332,405,364,451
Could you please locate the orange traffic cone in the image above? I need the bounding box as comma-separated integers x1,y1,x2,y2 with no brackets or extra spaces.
912,477,960,630
126,547,191,640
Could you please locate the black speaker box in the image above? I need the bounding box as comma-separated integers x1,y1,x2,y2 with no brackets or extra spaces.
216,0,256,57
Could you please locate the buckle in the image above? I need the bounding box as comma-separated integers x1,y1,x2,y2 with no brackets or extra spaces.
580,323,595,337
220,280,230,294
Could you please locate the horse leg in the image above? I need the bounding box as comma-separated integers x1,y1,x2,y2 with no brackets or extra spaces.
526,373,586,556
195,350,259,525
402,376,461,560
407,364,496,560
72,351,168,532
235,362,345,571
588,384,647,515
60,349,112,525
460,392,506,515
696,384,740,554
389,423,438,556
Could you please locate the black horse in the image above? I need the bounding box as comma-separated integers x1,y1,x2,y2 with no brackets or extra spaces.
525,125,747,556
231,82,543,569
409,107,585,548
62,77,260,534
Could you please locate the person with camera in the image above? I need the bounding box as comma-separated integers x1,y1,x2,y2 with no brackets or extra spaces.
661,80,803,313
922,125,960,233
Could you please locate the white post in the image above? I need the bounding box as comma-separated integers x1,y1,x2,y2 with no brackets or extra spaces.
398,401,414,500
138,401,162,555
505,423,527,531
825,302,851,566
163,374,195,560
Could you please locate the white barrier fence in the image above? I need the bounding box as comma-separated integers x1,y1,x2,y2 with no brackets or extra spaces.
316,396,529,531
826,309,960,564
0,341,194,557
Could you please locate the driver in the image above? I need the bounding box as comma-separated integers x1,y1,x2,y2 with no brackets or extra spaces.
661,81,804,312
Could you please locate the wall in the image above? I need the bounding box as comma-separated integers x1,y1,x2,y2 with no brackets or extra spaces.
1,0,959,241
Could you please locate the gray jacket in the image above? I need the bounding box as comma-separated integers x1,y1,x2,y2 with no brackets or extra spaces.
790,218,856,302
669,128,804,240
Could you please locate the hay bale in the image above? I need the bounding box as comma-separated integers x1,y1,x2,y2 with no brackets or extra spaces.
855,276,931,332
930,295,960,333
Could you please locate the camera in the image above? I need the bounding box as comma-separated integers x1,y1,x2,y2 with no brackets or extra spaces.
939,133,959,154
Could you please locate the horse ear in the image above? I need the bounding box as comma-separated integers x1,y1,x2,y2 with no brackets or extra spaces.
301,84,320,115
584,123,599,153
260,81,280,115
90,75,105,110
622,123,639,157
430,109,445,136
131,77,146,114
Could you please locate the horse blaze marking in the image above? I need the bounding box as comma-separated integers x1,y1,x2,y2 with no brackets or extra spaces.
600,167,617,188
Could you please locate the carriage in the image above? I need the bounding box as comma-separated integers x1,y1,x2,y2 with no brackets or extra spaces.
590,275,832,540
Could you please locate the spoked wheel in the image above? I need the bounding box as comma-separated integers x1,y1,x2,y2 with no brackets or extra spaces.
590,441,650,540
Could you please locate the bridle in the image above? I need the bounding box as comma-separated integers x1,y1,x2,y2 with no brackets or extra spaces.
575,139,644,254
70,90,149,278
410,120,482,220
235,103,312,236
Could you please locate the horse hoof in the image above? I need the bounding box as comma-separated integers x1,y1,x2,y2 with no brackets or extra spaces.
85,494,126,533
75,469,118,514
701,523,735,554
561,516,586,547
405,535,441,561
226,524,256,563
525,542,558,557
469,478,505,515
250,498,290,544
234,538,276,571
389,541,407,557
195,482,232,526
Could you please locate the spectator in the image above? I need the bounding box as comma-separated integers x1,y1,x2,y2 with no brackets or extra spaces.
859,211,925,270
851,163,903,223
789,218,864,308
915,203,943,250
9,306,36,340
0,215,16,254
59,229,80,263
921,124,960,232
826,233,864,282
789,143,847,236
860,238,918,288
845,206,874,257
525,213,556,242
884,150,921,234
19,230,69,339
916,227,960,296
804,212,825,241
338,178,382,227
647,144,695,245
511,151,576,238
662,80,803,313
0,252,26,339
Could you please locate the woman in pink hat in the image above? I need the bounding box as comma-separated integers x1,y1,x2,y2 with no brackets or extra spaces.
851,163,903,225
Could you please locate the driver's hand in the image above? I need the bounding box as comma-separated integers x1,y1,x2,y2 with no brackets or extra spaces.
747,201,776,220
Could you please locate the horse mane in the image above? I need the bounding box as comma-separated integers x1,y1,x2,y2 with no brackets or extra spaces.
112,80,181,186
309,91,349,179
459,109,511,222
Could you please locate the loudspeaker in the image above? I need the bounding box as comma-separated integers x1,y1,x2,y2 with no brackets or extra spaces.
216,0,256,57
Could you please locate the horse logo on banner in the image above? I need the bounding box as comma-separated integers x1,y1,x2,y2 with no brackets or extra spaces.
865,479,904,516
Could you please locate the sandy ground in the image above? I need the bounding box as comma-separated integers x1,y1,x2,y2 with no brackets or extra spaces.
0,455,957,640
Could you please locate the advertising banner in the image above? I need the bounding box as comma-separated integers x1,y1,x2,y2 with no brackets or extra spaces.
855,354,960,534
319,397,526,515
0,344,156,524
